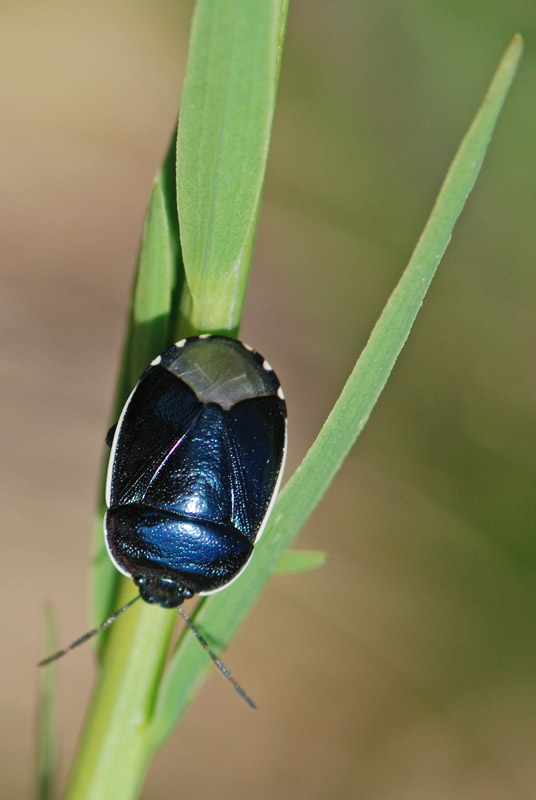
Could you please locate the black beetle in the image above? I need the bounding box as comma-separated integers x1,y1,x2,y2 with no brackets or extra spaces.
105,334,287,608
39,335,286,704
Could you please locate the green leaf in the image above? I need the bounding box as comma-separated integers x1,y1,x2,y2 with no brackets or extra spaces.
126,173,175,380
176,0,289,336
90,128,182,630
148,34,523,745
67,5,290,798
274,548,328,575
64,584,174,800
36,606,59,800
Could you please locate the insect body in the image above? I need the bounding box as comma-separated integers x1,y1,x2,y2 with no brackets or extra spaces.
39,335,285,705
105,334,287,609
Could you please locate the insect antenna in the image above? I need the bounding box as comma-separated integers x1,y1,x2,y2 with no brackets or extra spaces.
37,595,141,667
37,596,255,708
178,606,256,709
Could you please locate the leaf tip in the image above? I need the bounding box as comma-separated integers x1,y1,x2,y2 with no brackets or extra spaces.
503,33,524,69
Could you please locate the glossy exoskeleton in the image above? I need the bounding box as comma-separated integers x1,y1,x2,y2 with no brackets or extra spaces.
105,335,287,609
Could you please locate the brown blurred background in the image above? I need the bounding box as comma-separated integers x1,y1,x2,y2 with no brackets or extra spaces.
2,1,536,798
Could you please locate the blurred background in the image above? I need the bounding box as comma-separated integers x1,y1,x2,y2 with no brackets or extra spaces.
2,1,535,798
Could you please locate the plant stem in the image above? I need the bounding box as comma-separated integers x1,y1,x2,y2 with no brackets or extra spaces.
64,582,175,800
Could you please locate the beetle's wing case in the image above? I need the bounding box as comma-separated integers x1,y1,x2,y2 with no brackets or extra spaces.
113,337,286,534
105,336,286,596
221,393,286,541
158,337,286,541
106,364,202,508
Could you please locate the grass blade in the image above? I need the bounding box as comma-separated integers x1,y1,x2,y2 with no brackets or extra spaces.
90,128,181,629
176,0,289,335
65,6,290,797
149,35,523,744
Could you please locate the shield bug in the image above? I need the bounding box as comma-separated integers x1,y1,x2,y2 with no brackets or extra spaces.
105,334,287,608
39,335,287,706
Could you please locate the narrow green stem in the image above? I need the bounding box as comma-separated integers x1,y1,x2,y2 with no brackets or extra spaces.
64,581,175,800
74,3,289,797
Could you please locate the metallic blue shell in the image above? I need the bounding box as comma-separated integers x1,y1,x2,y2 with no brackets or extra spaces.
105,336,287,608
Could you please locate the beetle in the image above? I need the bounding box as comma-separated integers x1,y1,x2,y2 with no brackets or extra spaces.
105,333,287,609
40,334,286,705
